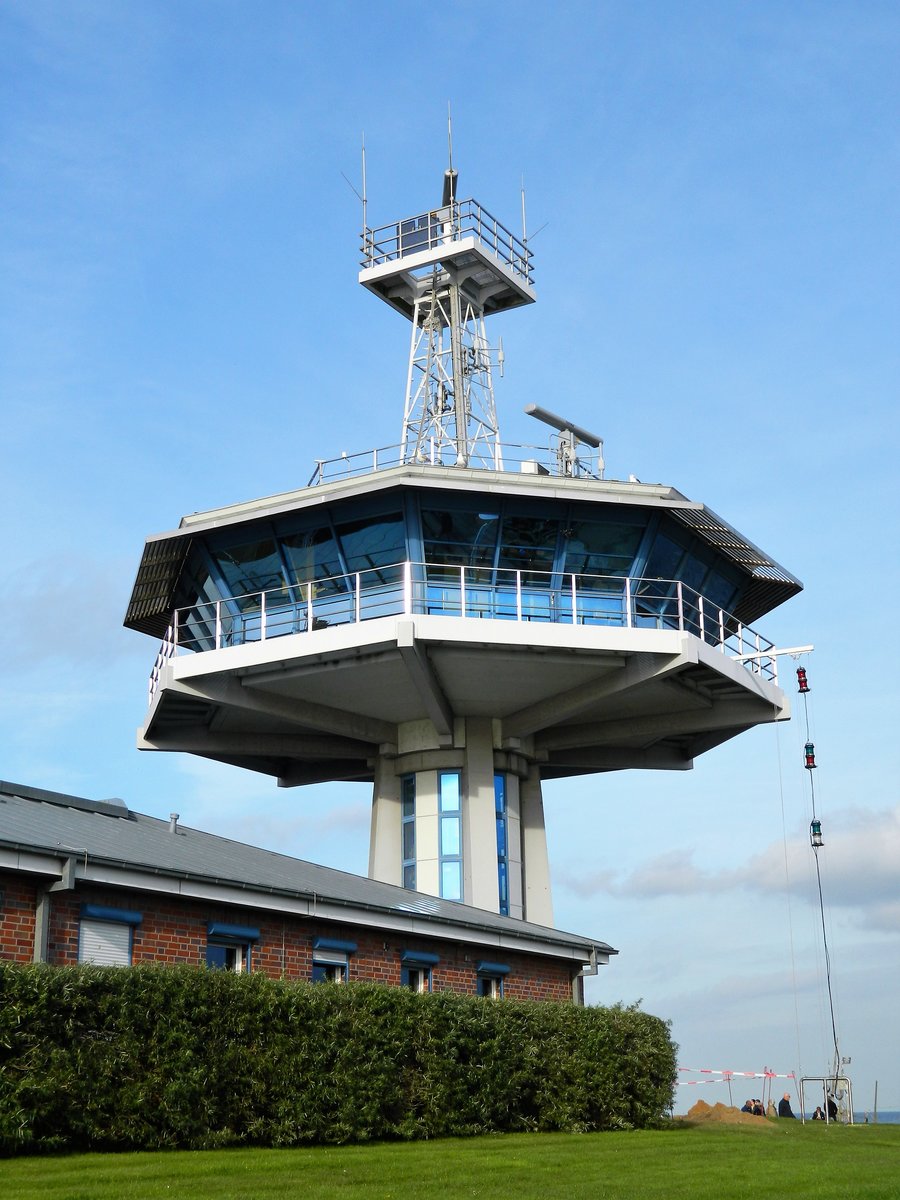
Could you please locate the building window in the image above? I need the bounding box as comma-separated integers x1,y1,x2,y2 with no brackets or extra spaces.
438,770,462,901
495,773,509,916
401,949,439,993
312,937,356,984
401,774,416,890
206,922,259,972
79,905,142,966
476,960,510,999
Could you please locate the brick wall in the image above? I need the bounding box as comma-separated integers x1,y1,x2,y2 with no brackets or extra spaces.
0,875,38,962
0,871,579,1002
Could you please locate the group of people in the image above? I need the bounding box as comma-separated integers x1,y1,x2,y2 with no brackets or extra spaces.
741,1093,839,1121
812,1095,840,1121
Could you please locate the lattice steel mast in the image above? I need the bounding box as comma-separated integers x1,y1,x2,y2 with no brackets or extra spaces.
359,152,535,468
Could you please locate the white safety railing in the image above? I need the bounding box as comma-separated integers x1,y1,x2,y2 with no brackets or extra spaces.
148,563,779,700
361,197,533,285
307,439,603,486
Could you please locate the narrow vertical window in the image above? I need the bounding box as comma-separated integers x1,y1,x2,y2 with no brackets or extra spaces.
495,773,509,916
401,774,416,889
438,770,462,901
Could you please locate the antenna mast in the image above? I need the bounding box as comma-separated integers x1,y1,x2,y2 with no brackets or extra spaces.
358,133,535,468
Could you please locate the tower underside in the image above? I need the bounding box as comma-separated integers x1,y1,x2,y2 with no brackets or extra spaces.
139,608,788,924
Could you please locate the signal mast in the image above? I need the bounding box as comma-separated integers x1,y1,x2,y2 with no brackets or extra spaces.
359,133,534,468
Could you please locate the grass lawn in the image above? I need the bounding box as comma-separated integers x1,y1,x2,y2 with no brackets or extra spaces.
2,1122,898,1200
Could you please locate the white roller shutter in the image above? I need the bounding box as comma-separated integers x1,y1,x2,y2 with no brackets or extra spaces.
79,919,132,966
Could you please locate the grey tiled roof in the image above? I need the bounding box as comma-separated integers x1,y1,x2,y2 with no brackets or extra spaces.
0,780,614,957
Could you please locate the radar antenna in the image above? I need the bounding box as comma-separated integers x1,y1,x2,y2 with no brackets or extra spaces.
524,403,605,478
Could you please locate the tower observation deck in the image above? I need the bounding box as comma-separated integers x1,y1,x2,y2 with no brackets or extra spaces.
125,161,802,927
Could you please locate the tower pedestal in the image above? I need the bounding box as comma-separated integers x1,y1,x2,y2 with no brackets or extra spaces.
368,715,551,924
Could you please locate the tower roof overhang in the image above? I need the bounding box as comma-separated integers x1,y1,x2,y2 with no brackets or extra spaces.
124,465,802,640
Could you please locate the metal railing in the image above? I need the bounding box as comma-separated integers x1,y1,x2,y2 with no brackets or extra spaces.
361,197,533,285
307,440,603,486
149,563,778,701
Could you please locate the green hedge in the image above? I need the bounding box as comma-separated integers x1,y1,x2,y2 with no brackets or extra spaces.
0,963,676,1153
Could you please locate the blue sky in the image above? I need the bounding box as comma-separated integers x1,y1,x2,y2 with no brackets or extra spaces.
2,2,898,1111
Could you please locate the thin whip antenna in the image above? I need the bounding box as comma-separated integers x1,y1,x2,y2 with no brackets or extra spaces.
362,133,367,235
447,102,453,173
521,175,527,243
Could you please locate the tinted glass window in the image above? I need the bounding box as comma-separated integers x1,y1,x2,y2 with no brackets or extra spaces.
213,539,283,600
497,516,559,582
422,509,499,569
642,533,685,581
282,527,343,590
563,521,643,577
336,513,405,574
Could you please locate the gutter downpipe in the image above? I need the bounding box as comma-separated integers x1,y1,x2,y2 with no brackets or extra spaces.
33,856,78,963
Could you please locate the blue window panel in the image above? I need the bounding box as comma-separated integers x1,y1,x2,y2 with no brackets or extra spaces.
312,961,347,984
401,965,432,992
401,773,416,891
477,974,504,998
402,821,416,860
438,771,460,812
495,774,509,916
440,815,460,857
441,861,462,900
206,942,251,971
401,775,416,817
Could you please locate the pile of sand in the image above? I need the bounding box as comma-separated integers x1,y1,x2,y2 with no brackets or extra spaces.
681,1099,773,1127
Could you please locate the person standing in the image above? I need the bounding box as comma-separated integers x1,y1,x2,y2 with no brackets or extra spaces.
778,1093,796,1118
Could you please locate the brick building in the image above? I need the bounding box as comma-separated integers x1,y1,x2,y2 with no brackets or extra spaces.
0,780,615,1002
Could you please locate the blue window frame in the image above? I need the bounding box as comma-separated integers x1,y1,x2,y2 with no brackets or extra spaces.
494,774,509,916
206,922,259,972
401,774,416,890
401,949,439,993
438,771,462,901
312,937,356,984
476,960,510,998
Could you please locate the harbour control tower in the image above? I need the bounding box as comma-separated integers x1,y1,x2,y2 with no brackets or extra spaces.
124,162,801,927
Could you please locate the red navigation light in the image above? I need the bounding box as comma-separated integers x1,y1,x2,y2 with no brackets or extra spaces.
796,667,810,694
804,742,816,769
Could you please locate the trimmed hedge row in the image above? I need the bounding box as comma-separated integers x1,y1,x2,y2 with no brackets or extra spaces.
0,963,676,1153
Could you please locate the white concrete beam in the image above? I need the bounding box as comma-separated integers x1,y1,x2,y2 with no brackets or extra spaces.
503,649,689,738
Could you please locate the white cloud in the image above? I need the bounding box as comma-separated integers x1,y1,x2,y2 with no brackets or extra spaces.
561,804,900,937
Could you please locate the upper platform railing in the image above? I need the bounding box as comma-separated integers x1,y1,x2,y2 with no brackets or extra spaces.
361,197,533,286
307,439,603,485
148,562,779,701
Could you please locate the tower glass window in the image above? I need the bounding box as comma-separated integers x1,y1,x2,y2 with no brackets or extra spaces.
401,774,416,890
438,771,462,901
495,773,509,916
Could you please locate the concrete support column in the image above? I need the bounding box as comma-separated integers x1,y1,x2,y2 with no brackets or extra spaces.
462,717,500,913
369,755,402,885
520,766,553,926
368,719,550,924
